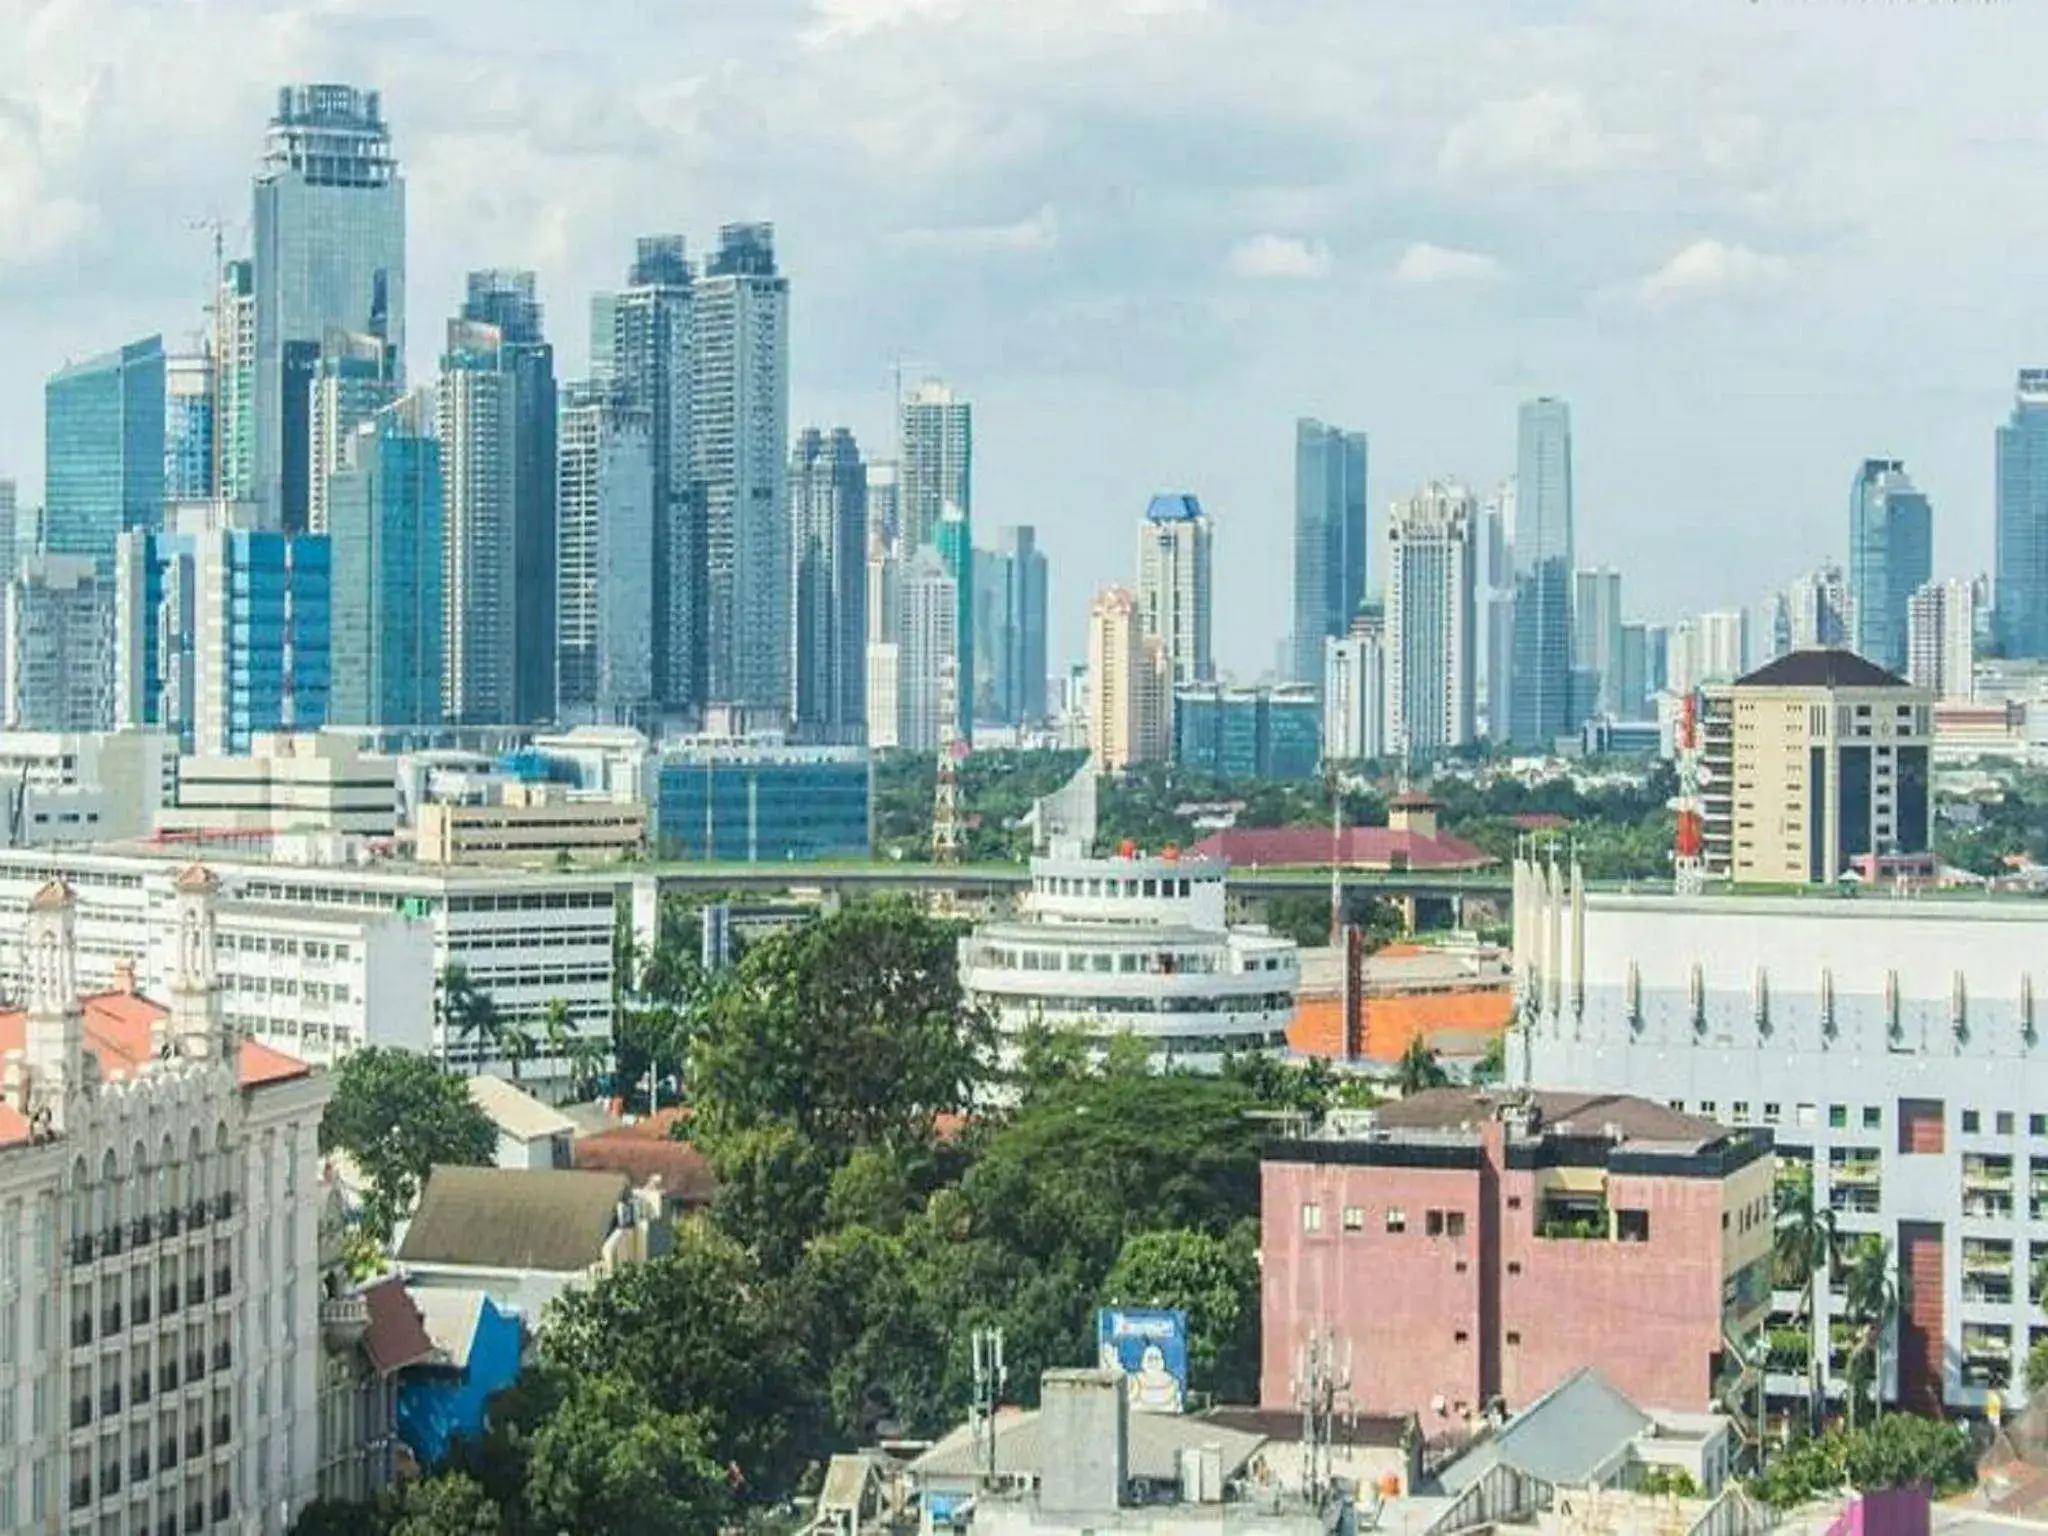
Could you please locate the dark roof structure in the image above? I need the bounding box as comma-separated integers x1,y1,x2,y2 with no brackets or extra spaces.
1371,1088,1728,1153
398,1166,630,1274
360,1277,440,1376
1198,1405,1416,1449
1736,648,1906,690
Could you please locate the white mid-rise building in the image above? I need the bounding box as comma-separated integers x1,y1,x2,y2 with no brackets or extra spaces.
0,866,331,1533
898,549,958,754
164,733,400,840
958,848,1297,1074
1907,578,1976,702
1323,621,1386,763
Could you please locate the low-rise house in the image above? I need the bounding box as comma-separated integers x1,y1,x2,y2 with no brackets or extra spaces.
467,1074,575,1170
395,1288,523,1469
570,1107,716,1220
1435,1369,1733,1498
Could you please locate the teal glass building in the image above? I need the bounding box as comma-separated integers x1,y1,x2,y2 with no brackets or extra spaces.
326,399,443,727
45,336,165,571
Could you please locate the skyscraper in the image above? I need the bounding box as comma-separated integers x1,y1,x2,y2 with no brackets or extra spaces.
1571,566,1623,720
463,270,558,724
44,336,165,571
1088,585,1168,773
1509,397,1573,747
306,331,399,534
898,547,958,754
1137,494,1214,688
694,223,790,714
326,394,442,727
1906,578,1976,701
1291,418,1369,685
1617,622,1649,719
1996,370,2048,659
594,237,695,711
164,351,216,503
1777,563,1854,656
788,427,868,737
1324,615,1387,762
0,479,16,595
1386,481,1476,758
213,260,258,503
1848,458,1933,675
935,505,974,739
1480,480,1515,742
980,525,1048,725
252,84,405,533
899,381,972,558
439,319,517,724
6,555,113,730
556,384,655,724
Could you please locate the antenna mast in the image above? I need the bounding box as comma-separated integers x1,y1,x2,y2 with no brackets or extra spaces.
971,1327,1007,1484
1673,691,1705,896
1295,1331,1353,1505
933,661,964,864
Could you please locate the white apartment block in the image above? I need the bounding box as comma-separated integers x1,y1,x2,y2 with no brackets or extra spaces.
1385,481,1476,756
1323,624,1386,762
0,867,332,1534
1907,578,1977,702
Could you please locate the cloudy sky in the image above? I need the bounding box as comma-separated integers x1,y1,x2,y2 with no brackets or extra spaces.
3,0,2044,673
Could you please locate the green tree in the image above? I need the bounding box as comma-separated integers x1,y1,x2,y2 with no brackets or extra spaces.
1100,1225,1261,1403
438,964,503,1073
705,1121,836,1270
1839,1413,1974,1496
1472,1033,1507,1085
1774,1161,1839,1434
498,1019,537,1083
795,1223,952,1441
1838,1237,1901,1430
526,1376,729,1536
824,1144,923,1235
1395,1038,1450,1095
2028,1337,2048,1395
1639,1467,1700,1498
289,1500,382,1536
687,902,991,1160
384,1473,502,1536
319,1047,496,1240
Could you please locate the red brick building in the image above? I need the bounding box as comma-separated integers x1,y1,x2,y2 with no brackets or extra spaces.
1259,1089,1773,1430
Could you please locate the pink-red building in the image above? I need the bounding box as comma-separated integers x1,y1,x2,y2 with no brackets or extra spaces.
1260,1089,1773,1431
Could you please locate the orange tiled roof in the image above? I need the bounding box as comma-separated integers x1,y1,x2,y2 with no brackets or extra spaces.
0,991,312,1096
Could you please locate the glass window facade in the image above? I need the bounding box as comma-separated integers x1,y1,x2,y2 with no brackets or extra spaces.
45,337,165,572
327,406,443,727
1511,397,1574,747
653,754,871,862
1172,688,1323,781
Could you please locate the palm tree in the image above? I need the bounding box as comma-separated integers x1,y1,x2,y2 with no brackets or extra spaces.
1841,1237,1902,1431
1395,1038,1450,1096
498,1019,538,1083
542,997,574,1076
454,989,502,1074
1774,1161,1839,1434
435,964,477,1075
565,1032,609,1102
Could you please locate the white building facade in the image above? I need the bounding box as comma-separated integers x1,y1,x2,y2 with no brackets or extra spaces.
1323,623,1386,763
1385,481,1476,757
1907,578,1976,702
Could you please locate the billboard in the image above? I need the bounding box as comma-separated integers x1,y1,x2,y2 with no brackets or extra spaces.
1096,1307,1189,1414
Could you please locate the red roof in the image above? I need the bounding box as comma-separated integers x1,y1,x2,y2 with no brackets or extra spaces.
1188,826,1491,871
361,1276,440,1375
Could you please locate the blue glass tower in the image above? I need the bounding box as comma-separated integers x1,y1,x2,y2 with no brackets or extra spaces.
1997,371,2048,659
936,505,973,738
326,397,444,726
1291,418,1369,685
45,336,166,571
1509,397,1574,747
164,353,216,502
1848,458,1932,675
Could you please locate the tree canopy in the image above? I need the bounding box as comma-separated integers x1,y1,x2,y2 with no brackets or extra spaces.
318,1047,496,1239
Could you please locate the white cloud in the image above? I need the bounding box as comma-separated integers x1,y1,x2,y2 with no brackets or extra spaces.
1637,238,1790,302
1223,233,1332,282
893,204,1058,254
805,0,965,44
1393,241,1502,285
1438,90,1654,179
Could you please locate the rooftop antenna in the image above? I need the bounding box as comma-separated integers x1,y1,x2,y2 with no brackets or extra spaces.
933,659,965,864
1293,1330,1353,1506
970,1327,1007,1484
1673,691,1705,896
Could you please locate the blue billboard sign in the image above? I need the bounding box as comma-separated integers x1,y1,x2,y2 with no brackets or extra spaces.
1096,1307,1189,1414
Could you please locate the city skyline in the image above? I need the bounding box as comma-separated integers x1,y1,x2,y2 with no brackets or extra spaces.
3,4,2040,678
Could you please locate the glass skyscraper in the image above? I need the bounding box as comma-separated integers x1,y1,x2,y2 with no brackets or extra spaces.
935,506,973,739
901,381,973,737
1848,458,1932,676
164,352,216,502
252,84,405,533
788,427,868,738
1291,418,1369,686
978,525,1048,725
1509,397,1574,747
1996,371,2048,658
326,395,442,727
306,331,400,534
214,260,258,504
44,336,165,572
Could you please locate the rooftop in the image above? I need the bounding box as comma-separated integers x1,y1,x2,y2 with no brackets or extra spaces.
398,1166,631,1274
467,1075,577,1144
1145,493,1205,524
1735,648,1908,690
359,1276,440,1376
911,1402,1266,1486
1369,1088,1729,1153
1189,826,1490,872
1438,1369,1651,1494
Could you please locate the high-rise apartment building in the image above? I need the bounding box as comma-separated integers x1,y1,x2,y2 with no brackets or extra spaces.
1385,481,1476,759
1478,481,1514,741
213,260,259,503
438,320,517,725
0,479,15,597
556,385,655,724
935,506,974,740
977,525,1048,725
1775,563,1854,657
1571,566,1623,720
1087,586,1165,773
252,84,405,532
45,336,165,572
1509,398,1573,747
898,381,971,559
1669,610,1751,697
694,224,790,715
1849,458,1933,675
326,395,443,728
7,555,114,731
788,427,868,737
164,351,216,503
1906,578,1976,702
1323,616,1386,762
593,237,695,711
898,548,958,754
1997,370,2048,659
867,460,901,553
1291,418,1369,686
1136,494,1213,691
462,270,558,724
305,331,398,535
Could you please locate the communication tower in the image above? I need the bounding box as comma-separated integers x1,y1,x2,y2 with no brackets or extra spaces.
933,659,965,864
1673,691,1705,896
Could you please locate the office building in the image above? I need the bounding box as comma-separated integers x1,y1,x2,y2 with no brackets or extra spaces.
0,871,332,1533
1849,459,1933,676
695,224,790,714
649,740,871,861
326,395,443,728
898,380,972,559
1509,398,1574,748
417,783,647,867
935,506,974,740
897,548,958,753
165,731,398,838
1291,418,1369,686
164,350,216,502
438,320,517,725
971,549,1007,724
1572,566,1623,720
1385,481,1476,759
1997,371,2048,659
1514,856,2048,1412
252,84,405,532
214,260,258,504
1261,1089,1770,1421
997,526,1049,724
1699,649,1933,885
1907,579,1977,702
864,644,902,751
44,335,165,571
1479,482,1514,741
867,459,901,553
593,237,696,712
789,427,868,738
7,555,113,731
1137,493,1214,688
959,849,1298,1073
1325,617,1387,762
1087,586,1169,773
556,385,655,725
1616,622,1649,720
1173,684,1321,781
460,270,558,725
305,331,399,535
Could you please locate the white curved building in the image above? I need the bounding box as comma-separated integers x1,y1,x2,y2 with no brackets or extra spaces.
959,849,1298,1071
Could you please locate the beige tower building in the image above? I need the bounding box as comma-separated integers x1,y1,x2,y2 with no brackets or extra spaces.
1086,587,1170,773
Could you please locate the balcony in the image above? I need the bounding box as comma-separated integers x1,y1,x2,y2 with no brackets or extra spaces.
70,1233,95,1265
160,1440,176,1473
130,1451,149,1484
213,1491,231,1523
133,1294,151,1328
100,1463,120,1498
320,1294,370,1349
214,1193,235,1222
101,1225,124,1259
1830,1186,1882,1216
71,1315,92,1348
188,1503,203,1534
213,1413,232,1447
185,1351,204,1384
129,1214,153,1247
213,1267,231,1299
185,1428,203,1460
212,1341,231,1373
71,1395,91,1430
161,1208,181,1239
160,1286,179,1319
132,1372,151,1407
1831,1159,1882,1187
100,1384,121,1417
161,1359,178,1393
101,1303,122,1337
70,1476,90,1511
185,1277,205,1308
187,1200,208,1231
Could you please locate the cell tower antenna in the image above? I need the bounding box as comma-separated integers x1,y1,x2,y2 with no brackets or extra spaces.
1673,691,1705,896
1296,1330,1353,1505
970,1327,1007,1483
